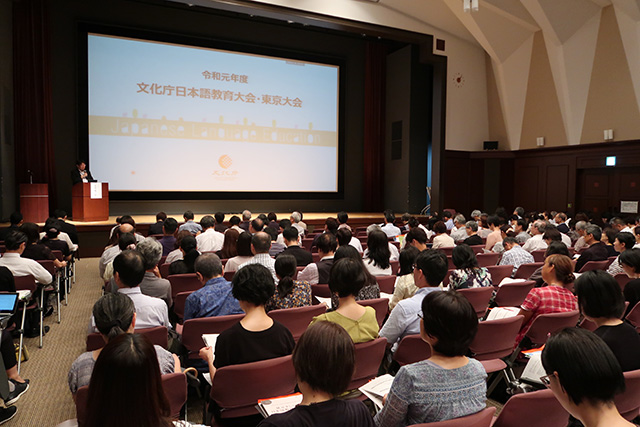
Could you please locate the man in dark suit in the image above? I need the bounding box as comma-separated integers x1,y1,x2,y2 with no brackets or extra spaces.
70,160,95,185
53,209,78,244
276,227,312,266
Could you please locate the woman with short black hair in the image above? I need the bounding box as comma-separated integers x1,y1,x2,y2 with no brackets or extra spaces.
449,245,492,290
389,246,420,311
619,248,640,316
541,328,632,427
330,245,380,309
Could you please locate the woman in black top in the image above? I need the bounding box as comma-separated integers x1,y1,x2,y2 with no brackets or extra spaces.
619,249,640,316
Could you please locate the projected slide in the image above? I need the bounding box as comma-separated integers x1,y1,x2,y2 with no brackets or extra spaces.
87,34,339,192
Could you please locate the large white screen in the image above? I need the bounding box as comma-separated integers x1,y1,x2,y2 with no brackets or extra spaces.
87,34,339,192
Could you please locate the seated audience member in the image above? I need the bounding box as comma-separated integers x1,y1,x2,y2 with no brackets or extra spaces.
82,334,196,427
601,228,620,258
311,217,339,249
336,227,363,253
266,212,279,232
611,217,633,234
408,217,434,241
310,258,379,343
102,232,138,282
379,249,448,351
449,214,468,243
114,216,145,243
137,237,172,307
528,241,569,286
228,215,244,234
337,211,351,231
634,226,640,248
0,212,23,241
216,228,239,260
249,218,264,234
19,222,66,269
573,221,589,252
148,211,166,236
462,221,483,246
40,224,72,261
291,211,307,234
499,237,535,277
399,213,412,232
431,221,454,249
574,225,608,272
522,220,548,253
238,231,277,282
258,321,374,427
514,218,531,244
367,224,400,261
477,214,491,239
276,227,312,266
515,254,578,345
0,231,52,285
195,215,224,253
298,233,337,285
265,227,286,257
541,328,633,427
449,245,492,290
239,210,252,232
330,246,380,309
490,224,514,254
99,223,134,278
554,212,570,234
165,230,191,264
275,219,293,246
575,270,640,371
363,230,392,276
484,215,502,251
619,249,640,316
224,232,253,272
184,253,242,320
513,206,524,219
265,255,311,311
214,211,228,233
443,210,454,230
607,232,635,276
178,210,202,235
544,227,572,249
168,235,199,275
69,293,177,395
158,217,178,257
375,291,487,426
389,246,420,311
404,227,428,252
380,210,401,238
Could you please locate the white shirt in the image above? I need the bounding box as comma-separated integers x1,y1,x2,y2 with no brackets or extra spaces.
432,234,455,249
229,225,245,234
348,237,363,253
224,255,253,272
99,246,121,279
0,252,52,285
450,226,467,242
297,255,334,285
39,231,77,252
196,228,224,252
165,249,183,264
522,234,547,253
89,287,171,333
418,224,434,240
560,233,571,248
238,253,277,282
380,223,402,238
363,259,392,276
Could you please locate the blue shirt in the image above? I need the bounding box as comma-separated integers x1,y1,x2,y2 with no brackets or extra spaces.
183,277,243,320
179,220,202,235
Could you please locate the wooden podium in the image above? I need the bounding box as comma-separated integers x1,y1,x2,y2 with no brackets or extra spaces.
19,184,49,223
72,182,109,222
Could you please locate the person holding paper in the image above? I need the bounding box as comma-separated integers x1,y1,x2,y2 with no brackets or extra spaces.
258,321,374,427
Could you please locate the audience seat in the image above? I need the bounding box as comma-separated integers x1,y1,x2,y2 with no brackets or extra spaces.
394,334,431,366
447,257,456,270
159,255,167,265
38,259,62,325
86,326,169,351
615,273,631,292
348,337,386,390
476,253,500,267
439,247,455,256
616,369,640,420
442,269,455,287
514,262,544,279
407,406,495,427
311,284,331,299
181,314,243,360
159,263,171,278
301,238,314,252
626,302,640,333
223,270,235,281
491,389,569,427
512,311,581,360
268,304,327,341
358,298,389,327
493,280,535,307
458,287,493,318
486,265,513,286
390,260,399,275
312,253,320,263
13,275,38,372
167,274,202,300
578,260,610,273
173,291,194,323
376,275,396,294
578,317,597,332
469,245,485,255
530,250,546,263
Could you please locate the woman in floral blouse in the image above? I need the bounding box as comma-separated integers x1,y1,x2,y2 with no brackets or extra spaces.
266,255,312,311
449,244,492,290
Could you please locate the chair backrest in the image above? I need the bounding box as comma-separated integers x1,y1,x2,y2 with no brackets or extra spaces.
167,273,202,299
394,334,431,366
268,304,327,341
13,275,36,293
173,291,194,323
75,372,187,424
493,280,535,307
51,250,64,261
578,317,598,332
469,245,485,255
439,247,455,256
376,275,396,294
210,355,296,419
37,259,56,277
181,314,244,358
311,283,331,298
348,337,387,389
486,265,514,286
390,260,400,275
477,253,500,267
86,326,169,351
626,301,640,332
469,316,524,360
312,253,320,263
358,298,389,328
578,260,610,273
492,389,569,427
616,369,640,420
223,270,235,281
408,406,496,427
159,263,171,278
514,262,544,279
447,256,456,270
530,250,547,263
615,273,631,292
525,311,580,345
442,269,454,287
458,287,493,318
301,238,314,251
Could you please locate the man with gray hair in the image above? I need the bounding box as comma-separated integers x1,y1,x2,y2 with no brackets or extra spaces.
462,221,483,246
513,207,524,219
239,210,252,232
574,221,589,252
184,253,242,320
136,237,172,307
574,225,609,272
290,211,305,236
522,220,548,253
470,210,482,222
450,214,467,243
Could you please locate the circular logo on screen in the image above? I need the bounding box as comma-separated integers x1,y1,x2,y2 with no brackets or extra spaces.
218,155,233,169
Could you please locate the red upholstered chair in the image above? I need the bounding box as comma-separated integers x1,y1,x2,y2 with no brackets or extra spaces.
209,355,296,420
578,260,610,273
312,253,320,263
38,258,61,326
407,407,495,427
438,247,455,256
524,311,581,347
458,287,493,318
530,250,546,263
223,270,235,281
616,369,640,420
476,253,500,267
394,334,431,366
514,262,544,279
159,255,167,265
376,275,396,294
626,301,640,333
159,263,171,278
491,389,569,427
311,284,331,299
486,265,514,286
347,338,387,389
615,273,631,292
268,304,327,341
167,273,202,299
358,298,389,328
301,238,314,252
493,280,535,307
181,314,243,360
86,326,169,351
578,317,598,332
469,245,485,255
76,372,187,424
295,266,304,279
390,260,400,275
173,291,194,324
442,269,455,287
447,256,456,270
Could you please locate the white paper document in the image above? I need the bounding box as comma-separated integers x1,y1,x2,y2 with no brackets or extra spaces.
359,374,394,410
485,306,520,320
257,393,303,418
202,333,219,350
498,277,526,287
90,182,102,199
520,351,545,384
314,296,331,307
